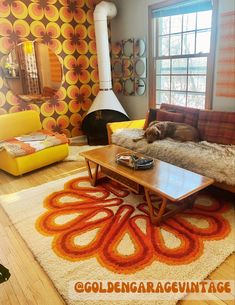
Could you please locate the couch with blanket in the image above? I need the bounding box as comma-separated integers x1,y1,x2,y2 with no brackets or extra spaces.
0,110,69,176
107,103,235,193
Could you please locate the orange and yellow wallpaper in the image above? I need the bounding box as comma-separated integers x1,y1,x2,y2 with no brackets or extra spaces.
0,0,102,137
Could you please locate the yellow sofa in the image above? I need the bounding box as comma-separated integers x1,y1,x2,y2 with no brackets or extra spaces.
0,110,69,176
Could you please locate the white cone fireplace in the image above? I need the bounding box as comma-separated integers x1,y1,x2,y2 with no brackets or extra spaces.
82,1,129,145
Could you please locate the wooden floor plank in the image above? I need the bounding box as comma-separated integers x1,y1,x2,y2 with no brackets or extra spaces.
0,285,11,305
205,299,235,305
0,157,234,305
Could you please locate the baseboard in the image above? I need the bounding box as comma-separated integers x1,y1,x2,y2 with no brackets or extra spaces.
69,135,88,145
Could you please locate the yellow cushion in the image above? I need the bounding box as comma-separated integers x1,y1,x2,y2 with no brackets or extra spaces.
0,110,41,141
106,119,145,144
0,143,68,176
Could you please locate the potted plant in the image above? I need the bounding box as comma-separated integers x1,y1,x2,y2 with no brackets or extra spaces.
0,264,10,283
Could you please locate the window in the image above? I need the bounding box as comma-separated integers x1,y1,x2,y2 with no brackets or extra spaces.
149,0,217,109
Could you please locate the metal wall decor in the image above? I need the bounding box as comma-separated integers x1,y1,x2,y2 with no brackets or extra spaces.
111,38,147,96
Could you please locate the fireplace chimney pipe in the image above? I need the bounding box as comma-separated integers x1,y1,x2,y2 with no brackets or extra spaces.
94,1,116,90
85,1,129,117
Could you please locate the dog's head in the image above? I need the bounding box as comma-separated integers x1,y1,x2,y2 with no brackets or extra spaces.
144,125,162,143
144,121,168,143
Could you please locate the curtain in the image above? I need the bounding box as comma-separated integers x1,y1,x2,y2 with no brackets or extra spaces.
216,11,235,98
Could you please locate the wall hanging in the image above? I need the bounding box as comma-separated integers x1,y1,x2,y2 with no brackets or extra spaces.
111,38,147,96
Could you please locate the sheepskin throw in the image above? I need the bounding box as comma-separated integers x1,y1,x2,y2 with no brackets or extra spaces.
112,128,235,186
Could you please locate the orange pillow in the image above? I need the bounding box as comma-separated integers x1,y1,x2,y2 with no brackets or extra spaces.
156,110,184,123
143,109,185,129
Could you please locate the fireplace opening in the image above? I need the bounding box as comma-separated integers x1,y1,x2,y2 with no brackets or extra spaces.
82,109,129,145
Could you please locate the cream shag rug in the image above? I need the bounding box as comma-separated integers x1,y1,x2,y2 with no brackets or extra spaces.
64,145,104,161
0,171,234,305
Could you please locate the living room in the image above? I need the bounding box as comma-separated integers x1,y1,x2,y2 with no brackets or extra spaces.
0,0,234,305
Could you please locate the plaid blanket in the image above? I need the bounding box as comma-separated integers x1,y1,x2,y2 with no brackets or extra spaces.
0,130,68,157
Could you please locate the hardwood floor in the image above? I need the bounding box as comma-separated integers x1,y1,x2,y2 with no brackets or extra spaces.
0,159,234,305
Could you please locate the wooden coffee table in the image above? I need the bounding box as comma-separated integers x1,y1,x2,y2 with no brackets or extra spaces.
80,144,214,225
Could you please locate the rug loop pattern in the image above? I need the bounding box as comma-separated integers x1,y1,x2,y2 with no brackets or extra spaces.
36,176,231,274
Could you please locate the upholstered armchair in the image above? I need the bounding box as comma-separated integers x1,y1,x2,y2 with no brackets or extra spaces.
0,110,69,176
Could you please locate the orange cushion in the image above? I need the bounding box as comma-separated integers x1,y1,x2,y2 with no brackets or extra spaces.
198,110,235,144
156,110,184,122
160,103,200,127
143,108,185,129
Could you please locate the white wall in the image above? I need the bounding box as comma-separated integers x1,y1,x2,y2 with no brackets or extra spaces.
111,0,235,119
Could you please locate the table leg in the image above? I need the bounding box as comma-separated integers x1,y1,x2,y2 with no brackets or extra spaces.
145,188,167,225
144,188,194,226
85,159,99,187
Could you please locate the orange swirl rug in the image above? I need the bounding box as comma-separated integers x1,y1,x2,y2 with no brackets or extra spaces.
0,171,234,305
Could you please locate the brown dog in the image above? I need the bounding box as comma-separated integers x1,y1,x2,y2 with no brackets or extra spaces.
134,121,199,143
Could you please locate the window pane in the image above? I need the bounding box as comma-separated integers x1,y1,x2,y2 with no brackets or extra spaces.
170,15,182,33
187,93,205,109
183,13,196,31
156,90,171,104
153,7,213,110
196,30,211,53
170,34,181,55
182,32,195,54
156,75,170,90
188,75,206,92
172,58,187,74
172,75,187,91
189,57,207,74
156,59,170,74
159,36,169,56
171,92,186,106
159,16,170,35
197,11,212,29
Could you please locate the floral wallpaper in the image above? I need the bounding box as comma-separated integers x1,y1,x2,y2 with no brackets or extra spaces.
0,0,102,137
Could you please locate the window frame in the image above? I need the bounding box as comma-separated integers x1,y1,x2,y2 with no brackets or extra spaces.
148,0,218,109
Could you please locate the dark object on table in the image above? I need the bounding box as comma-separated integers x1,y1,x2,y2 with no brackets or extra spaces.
116,153,154,170
0,264,11,283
